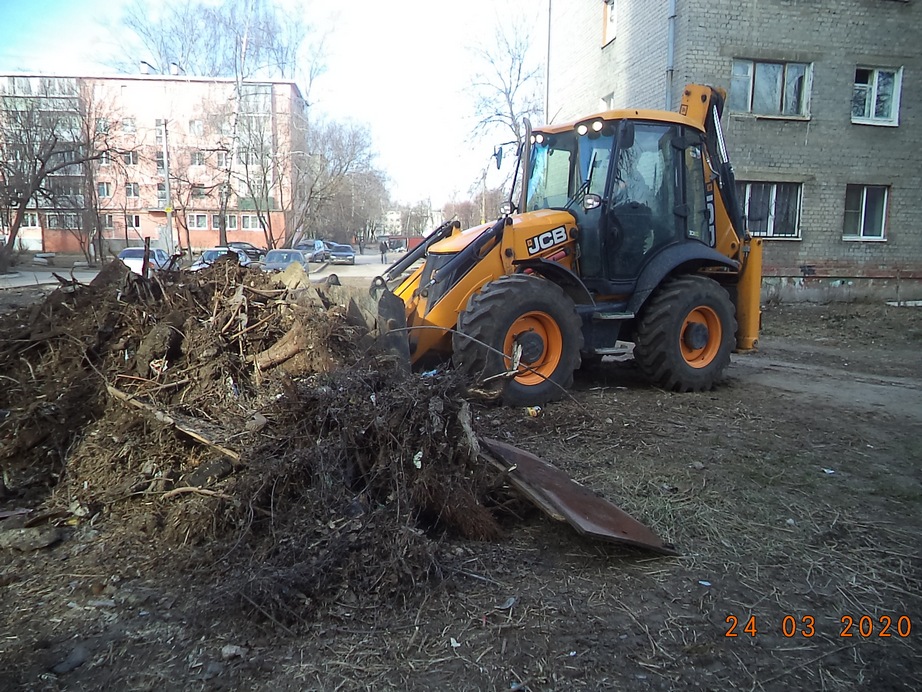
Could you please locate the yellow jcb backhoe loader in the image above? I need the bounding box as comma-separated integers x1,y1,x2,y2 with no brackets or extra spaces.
368,85,762,406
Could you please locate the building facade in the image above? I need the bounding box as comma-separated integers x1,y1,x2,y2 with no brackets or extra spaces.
547,0,921,297
0,73,307,256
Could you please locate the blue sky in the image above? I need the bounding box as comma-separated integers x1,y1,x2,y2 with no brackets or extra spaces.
0,0,545,206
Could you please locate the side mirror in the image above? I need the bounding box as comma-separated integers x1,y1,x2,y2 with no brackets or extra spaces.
493,146,503,169
583,193,602,211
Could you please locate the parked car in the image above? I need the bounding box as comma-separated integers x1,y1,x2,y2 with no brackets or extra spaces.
294,239,329,262
262,249,309,273
227,241,267,261
189,247,252,272
117,247,173,276
328,243,356,265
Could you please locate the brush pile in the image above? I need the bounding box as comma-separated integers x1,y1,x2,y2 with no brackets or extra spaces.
0,259,502,626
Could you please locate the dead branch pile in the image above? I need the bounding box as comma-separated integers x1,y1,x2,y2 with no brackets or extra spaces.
0,259,502,624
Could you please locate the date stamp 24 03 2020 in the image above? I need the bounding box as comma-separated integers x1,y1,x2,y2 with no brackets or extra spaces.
725,614,913,639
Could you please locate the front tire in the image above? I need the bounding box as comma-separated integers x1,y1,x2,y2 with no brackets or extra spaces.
633,275,736,392
452,275,583,406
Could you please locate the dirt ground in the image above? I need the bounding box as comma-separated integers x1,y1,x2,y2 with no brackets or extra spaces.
0,268,920,691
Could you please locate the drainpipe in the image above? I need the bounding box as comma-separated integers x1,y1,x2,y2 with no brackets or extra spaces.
665,0,677,110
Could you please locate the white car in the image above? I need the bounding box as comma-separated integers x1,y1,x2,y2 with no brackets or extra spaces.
118,247,173,276
189,247,253,272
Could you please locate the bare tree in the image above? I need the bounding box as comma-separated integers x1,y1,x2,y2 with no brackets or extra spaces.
289,118,378,247
0,77,119,272
115,0,324,87
468,16,544,149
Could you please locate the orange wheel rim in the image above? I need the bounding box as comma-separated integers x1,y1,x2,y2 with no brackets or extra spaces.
503,311,563,385
680,306,722,368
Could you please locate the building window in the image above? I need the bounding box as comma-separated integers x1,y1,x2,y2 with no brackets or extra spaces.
241,214,262,230
156,183,167,202
97,182,111,198
735,181,802,238
852,67,902,126
237,150,265,166
122,117,136,133
191,184,207,198
216,151,230,168
98,151,110,166
126,182,140,198
100,213,113,229
127,214,141,228
155,152,165,173
212,214,238,230
22,212,38,227
189,119,203,136
47,213,79,229
123,151,138,166
844,185,888,240
95,118,109,134
602,0,617,45
190,150,205,166
155,118,165,144
730,59,810,117
187,213,208,229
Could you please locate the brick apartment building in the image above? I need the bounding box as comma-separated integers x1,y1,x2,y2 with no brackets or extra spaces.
547,0,921,298
0,72,306,256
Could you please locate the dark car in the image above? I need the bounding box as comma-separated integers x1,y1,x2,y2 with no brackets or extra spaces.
227,241,267,261
329,243,356,265
189,247,253,272
262,249,309,272
294,239,328,262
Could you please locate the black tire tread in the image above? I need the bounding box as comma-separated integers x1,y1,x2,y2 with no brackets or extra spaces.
452,274,583,405
633,275,736,392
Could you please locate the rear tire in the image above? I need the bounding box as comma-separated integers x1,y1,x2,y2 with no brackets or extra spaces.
452,275,583,406
633,275,736,392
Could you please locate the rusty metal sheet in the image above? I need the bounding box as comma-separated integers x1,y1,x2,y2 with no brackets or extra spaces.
482,437,678,556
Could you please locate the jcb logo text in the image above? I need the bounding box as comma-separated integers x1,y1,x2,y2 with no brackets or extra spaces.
526,226,568,256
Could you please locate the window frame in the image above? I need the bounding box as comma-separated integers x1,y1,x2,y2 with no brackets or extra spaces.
125,182,140,198
730,58,812,118
843,184,889,241
735,181,803,239
212,214,238,230
241,214,263,231
187,213,208,230
602,0,617,46
190,150,205,166
123,151,138,166
126,213,141,229
97,182,111,198
851,66,902,127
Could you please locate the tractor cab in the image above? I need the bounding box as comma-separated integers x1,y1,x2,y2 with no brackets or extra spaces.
525,112,715,298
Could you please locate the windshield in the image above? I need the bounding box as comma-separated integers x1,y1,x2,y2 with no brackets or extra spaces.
202,250,226,262
266,251,296,263
525,129,615,212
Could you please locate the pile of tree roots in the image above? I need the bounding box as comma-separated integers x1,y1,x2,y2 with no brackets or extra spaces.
0,259,504,626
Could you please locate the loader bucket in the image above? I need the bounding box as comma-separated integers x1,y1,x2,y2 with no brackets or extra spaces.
311,275,411,367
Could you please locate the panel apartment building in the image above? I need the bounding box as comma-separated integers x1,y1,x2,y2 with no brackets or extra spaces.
547,0,920,298
0,72,306,256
